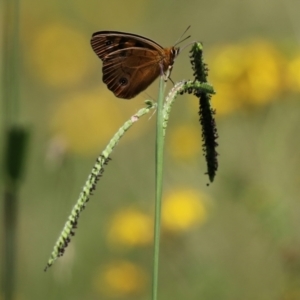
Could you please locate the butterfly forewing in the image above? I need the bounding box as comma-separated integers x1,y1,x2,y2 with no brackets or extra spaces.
91,31,179,99
91,31,164,59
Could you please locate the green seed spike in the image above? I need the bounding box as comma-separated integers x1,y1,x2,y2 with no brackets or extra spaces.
162,80,215,137
44,100,156,271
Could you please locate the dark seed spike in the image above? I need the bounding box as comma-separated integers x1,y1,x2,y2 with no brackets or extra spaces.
189,43,219,183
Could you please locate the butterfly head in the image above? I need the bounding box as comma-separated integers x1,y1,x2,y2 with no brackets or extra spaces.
172,46,180,60
162,46,180,80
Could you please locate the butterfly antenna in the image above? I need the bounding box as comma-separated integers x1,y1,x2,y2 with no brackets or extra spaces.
174,25,191,47
178,41,198,54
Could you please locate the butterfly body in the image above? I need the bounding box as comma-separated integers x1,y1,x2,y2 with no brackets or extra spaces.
91,31,179,99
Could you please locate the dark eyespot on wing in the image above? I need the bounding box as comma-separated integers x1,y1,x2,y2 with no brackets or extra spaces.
118,37,129,49
105,40,113,46
134,41,145,48
119,77,129,86
91,36,122,60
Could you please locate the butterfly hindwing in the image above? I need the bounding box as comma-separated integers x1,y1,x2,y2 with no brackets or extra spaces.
102,48,162,99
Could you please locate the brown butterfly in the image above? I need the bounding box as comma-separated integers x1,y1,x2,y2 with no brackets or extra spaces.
90,31,180,99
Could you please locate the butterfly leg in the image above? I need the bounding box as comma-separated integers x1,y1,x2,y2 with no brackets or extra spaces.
161,64,175,86
159,62,166,79
160,63,173,82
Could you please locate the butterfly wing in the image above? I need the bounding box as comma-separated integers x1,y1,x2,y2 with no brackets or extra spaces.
91,31,163,60
102,47,163,99
91,31,177,99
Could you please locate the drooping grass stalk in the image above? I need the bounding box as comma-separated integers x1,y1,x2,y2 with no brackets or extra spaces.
163,80,215,137
152,76,166,300
45,100,156,270
45,42,217,300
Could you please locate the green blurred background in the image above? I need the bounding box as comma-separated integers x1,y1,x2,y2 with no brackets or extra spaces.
1,0,300,299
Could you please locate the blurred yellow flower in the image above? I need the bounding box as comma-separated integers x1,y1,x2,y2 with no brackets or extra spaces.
30,23,91,88
282,288,300,300
94,260,148,297
211,83,242,115
210,44,245,82
167,124,202,160
50,88,124,155
107,208,153,248
244,41,284,104
162,189,207,232
286,55,300,92
209,40,285,114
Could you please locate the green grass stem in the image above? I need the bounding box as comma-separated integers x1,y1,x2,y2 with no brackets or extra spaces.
152,76,166,300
